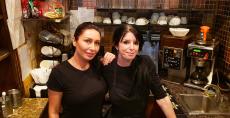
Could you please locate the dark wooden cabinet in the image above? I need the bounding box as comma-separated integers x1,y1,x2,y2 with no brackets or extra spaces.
0,0,23,94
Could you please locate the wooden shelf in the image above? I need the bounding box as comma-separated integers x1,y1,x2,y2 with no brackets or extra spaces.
96,8,215,12
22,14,70,23
96,8,191,13
0,49,10,62
191,8,216,12
94,23,197,28
93,23,121,26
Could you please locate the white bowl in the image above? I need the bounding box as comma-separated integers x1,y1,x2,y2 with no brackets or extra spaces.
169,28,190,37
30,68,51,84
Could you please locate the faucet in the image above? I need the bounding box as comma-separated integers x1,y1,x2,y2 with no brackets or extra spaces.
203,84,221,104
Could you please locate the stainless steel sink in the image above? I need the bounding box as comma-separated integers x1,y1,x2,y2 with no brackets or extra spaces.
179,94,230,115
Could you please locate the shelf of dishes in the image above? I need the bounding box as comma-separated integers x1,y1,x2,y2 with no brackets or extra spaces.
31,30,71,87
38,29,72,59
0,49,10,62
95,0,218,11
96,8,189,11
94,12,188,26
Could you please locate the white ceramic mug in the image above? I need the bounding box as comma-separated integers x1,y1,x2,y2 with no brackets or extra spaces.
181,17,187,24
135,18,149,25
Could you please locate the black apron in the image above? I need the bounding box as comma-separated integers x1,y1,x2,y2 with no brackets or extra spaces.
107,62,147,118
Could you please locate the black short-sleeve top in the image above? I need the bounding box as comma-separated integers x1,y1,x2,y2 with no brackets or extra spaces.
47,61,106,118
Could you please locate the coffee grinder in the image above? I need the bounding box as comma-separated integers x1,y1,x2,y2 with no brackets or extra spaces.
184,26,219,90
161,31,192,84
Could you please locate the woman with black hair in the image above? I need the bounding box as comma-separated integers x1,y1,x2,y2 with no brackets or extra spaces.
103,24,176,118
47,22,114,118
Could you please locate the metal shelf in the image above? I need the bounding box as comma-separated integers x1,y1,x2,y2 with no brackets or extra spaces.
0,49,10,62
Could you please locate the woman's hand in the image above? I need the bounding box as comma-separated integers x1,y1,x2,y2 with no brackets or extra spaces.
101,52,116,65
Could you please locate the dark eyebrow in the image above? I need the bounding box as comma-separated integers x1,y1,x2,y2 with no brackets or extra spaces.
84,37,100,42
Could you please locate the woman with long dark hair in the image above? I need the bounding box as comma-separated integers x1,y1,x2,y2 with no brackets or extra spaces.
103,24,176,118
48,22,114,118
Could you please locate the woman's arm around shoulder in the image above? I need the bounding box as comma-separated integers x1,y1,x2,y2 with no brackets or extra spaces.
100,52,116,66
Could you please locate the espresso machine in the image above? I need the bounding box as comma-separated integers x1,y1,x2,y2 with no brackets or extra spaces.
184,41,219,90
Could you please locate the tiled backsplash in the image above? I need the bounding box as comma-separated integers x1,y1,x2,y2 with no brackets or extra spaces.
214,0,230,73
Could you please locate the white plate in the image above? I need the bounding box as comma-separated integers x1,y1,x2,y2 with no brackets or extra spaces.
40,60,59,69
41,46,61,57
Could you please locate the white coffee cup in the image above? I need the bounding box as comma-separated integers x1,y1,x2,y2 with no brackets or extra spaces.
113,18,121,24
135,18,149,25
121,16,128,22
103,17,112,24
126,17,136,24
181,17,187,24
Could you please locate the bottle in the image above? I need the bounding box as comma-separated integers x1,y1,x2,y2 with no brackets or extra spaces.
196,26,212,45
1,92,8,118
200,26,210,41
1,92,13,118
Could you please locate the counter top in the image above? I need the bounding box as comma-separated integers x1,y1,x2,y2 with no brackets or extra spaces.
162,80,230,118
9,98,48,118
5,81,230,118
